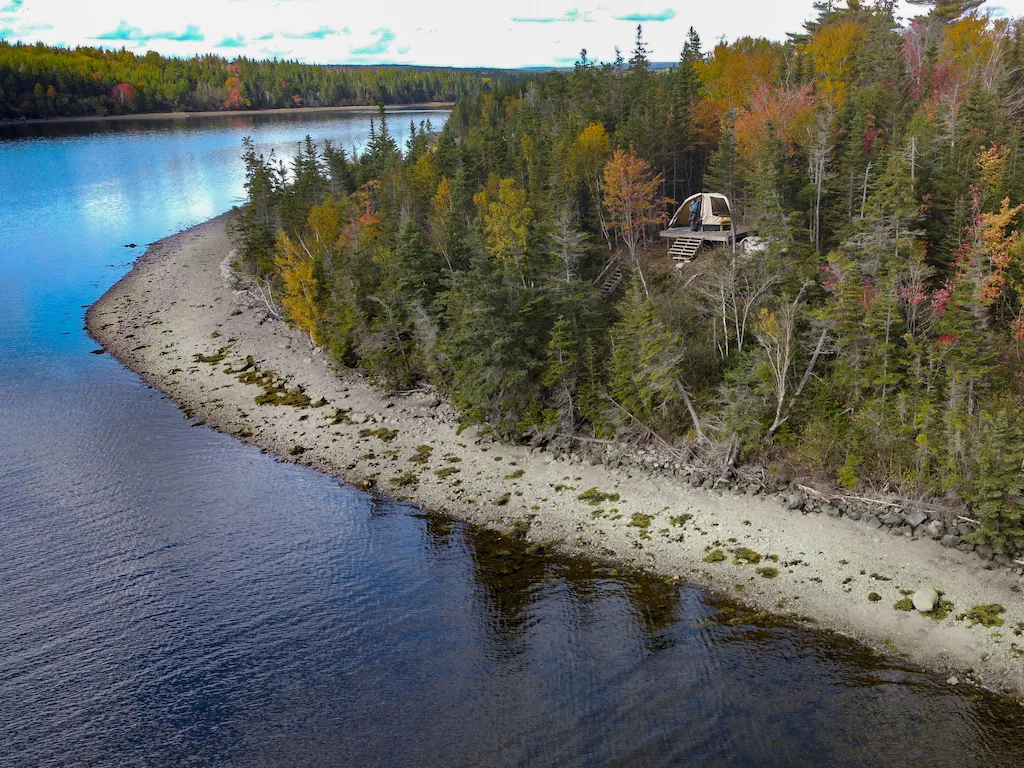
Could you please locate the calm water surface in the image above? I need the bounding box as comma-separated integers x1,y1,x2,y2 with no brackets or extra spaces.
1,111,1023,767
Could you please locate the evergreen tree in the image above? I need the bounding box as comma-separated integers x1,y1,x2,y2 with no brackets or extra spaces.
970,407,1024,552
705,111,742,212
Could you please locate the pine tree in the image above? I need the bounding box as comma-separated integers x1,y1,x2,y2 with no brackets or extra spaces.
541,317,581,434
906,0,984,23
323,140,354,197
231,137,280,275
394,218,443,304
970,407,1024,552
608,278,690,437
705,111,742,214
666,28,704,198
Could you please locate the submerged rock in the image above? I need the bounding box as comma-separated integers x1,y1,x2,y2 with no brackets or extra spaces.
912,588,938,613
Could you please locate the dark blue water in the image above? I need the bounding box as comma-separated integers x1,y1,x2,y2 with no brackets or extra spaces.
2,111,1023,767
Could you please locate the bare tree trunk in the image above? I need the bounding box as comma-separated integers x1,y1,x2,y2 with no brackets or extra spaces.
757,290,805,435
795,325,829,399
861,162,872,219
674,379,706,443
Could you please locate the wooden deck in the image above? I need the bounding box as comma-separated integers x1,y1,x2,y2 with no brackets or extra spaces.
659,225,757,242
659,225,758,262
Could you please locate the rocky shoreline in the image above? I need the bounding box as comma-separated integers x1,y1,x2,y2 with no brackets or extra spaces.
601,446,1024,573
87,214,1024,700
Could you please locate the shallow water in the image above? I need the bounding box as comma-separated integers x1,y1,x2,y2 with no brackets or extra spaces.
2,111,1023,767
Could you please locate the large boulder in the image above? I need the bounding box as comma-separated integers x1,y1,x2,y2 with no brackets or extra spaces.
882,510,905,526
912,588,939,613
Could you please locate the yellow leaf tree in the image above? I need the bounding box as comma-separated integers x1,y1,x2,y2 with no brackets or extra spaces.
698,37,781,114
275,231,322,345
566,122,612,242
306,196,343,252
474,177,533,283
806,18,867,110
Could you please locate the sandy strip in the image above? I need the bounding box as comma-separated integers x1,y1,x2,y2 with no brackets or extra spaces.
87,214,1024,699
1,103,453,127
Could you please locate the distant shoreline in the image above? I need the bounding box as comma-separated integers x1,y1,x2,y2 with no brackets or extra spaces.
0,102,453,127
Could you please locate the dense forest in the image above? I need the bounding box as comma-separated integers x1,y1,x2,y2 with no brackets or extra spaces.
0,41,528,119
232,0,1024,552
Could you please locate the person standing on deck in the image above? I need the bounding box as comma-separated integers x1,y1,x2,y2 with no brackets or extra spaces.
689,196,700,231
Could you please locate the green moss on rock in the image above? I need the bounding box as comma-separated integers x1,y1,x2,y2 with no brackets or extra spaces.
628,513,653,530
732,547,762,565
966,604,1005,627
577,488,620,505
394,470,419,488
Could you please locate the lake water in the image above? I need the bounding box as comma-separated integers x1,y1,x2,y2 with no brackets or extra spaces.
1,109,1023,767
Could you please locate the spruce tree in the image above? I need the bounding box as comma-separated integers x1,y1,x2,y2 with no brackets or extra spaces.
970,407,1024,552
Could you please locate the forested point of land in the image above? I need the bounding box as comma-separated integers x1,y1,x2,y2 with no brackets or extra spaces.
233,0,1024,552
0,41,529,119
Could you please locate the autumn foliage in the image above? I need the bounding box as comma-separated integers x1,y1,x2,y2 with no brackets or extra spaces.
231,4,1024,551
602,148,670,261
110,82,135,106
275,232,321,345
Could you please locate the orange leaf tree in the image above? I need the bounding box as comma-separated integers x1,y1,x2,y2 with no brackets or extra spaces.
603,148,670,270
978,197,1024,336
698,37,780,114
734,84,816,160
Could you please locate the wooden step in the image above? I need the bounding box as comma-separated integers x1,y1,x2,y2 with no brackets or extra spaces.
668,237,701,262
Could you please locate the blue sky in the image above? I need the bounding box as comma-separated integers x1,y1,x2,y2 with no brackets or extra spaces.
1,0,1020,67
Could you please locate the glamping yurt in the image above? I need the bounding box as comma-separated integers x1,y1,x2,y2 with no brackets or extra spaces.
667,192,733,232
659,192,756,262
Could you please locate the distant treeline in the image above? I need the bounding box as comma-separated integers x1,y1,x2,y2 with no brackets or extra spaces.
0,41,531,119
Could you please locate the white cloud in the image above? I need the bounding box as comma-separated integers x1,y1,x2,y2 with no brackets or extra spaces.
2,0,1022,67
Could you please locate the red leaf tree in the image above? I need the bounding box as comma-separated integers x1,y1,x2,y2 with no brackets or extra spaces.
224,76,244,109
110,82,135,107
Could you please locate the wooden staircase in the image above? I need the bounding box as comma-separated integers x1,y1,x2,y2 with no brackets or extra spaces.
594,254,628,297
599,265,625,296
667,236,701,262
